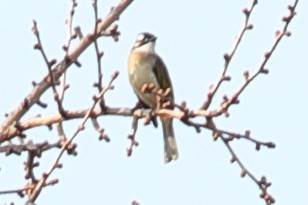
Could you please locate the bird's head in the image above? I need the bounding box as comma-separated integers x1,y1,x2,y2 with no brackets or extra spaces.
132,32,157,53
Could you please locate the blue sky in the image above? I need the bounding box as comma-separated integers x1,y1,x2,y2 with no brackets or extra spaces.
0,0,307,204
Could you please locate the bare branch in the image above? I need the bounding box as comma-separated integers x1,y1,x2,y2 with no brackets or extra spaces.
0,0,134,143
206,0,299,119
201,0,257,110
126,117,139,156
27,71,118,203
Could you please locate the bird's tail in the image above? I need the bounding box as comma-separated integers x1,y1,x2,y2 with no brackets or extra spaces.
161,118,179,163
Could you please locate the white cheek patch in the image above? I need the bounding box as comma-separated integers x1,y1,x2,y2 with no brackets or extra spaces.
134,41,141,48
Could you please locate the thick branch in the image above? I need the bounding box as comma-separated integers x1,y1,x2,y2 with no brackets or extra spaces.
0,0,133,143
3,107,215,138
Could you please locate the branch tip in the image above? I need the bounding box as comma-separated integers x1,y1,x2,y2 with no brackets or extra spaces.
240,169,247,177
223,53,231,61
242,8,250,16
246,24,253,30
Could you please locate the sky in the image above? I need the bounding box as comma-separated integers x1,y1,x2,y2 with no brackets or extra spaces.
0,0,307,205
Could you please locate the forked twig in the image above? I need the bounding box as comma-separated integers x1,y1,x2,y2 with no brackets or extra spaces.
201,0,258,110
27,72,118,203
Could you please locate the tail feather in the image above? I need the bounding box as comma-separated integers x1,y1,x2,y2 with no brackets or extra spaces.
161,118,179,163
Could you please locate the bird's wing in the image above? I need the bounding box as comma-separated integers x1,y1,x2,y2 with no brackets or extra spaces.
151,54,173,91
151,53,174,104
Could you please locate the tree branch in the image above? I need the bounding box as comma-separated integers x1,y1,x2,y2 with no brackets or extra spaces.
0,0,134,143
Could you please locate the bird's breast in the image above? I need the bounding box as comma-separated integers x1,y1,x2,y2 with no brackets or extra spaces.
128,52,160,107
128,52,158,87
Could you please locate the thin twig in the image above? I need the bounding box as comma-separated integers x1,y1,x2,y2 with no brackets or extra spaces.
0,140,61,155
201,0,258,110
32,21,66,116
127,117,139,157
91,118,110,142
0,179,58,197
59,0,78,102
92,0,104,93
207,0,299,118
27,71,118,203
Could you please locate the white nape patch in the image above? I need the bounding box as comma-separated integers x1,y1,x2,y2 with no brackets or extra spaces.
137,33,145,41
134,41,156,53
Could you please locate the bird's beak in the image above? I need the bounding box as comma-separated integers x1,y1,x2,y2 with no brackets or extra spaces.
151,36,157,42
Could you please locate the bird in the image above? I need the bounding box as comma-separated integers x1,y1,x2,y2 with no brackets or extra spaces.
127,32,179,163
